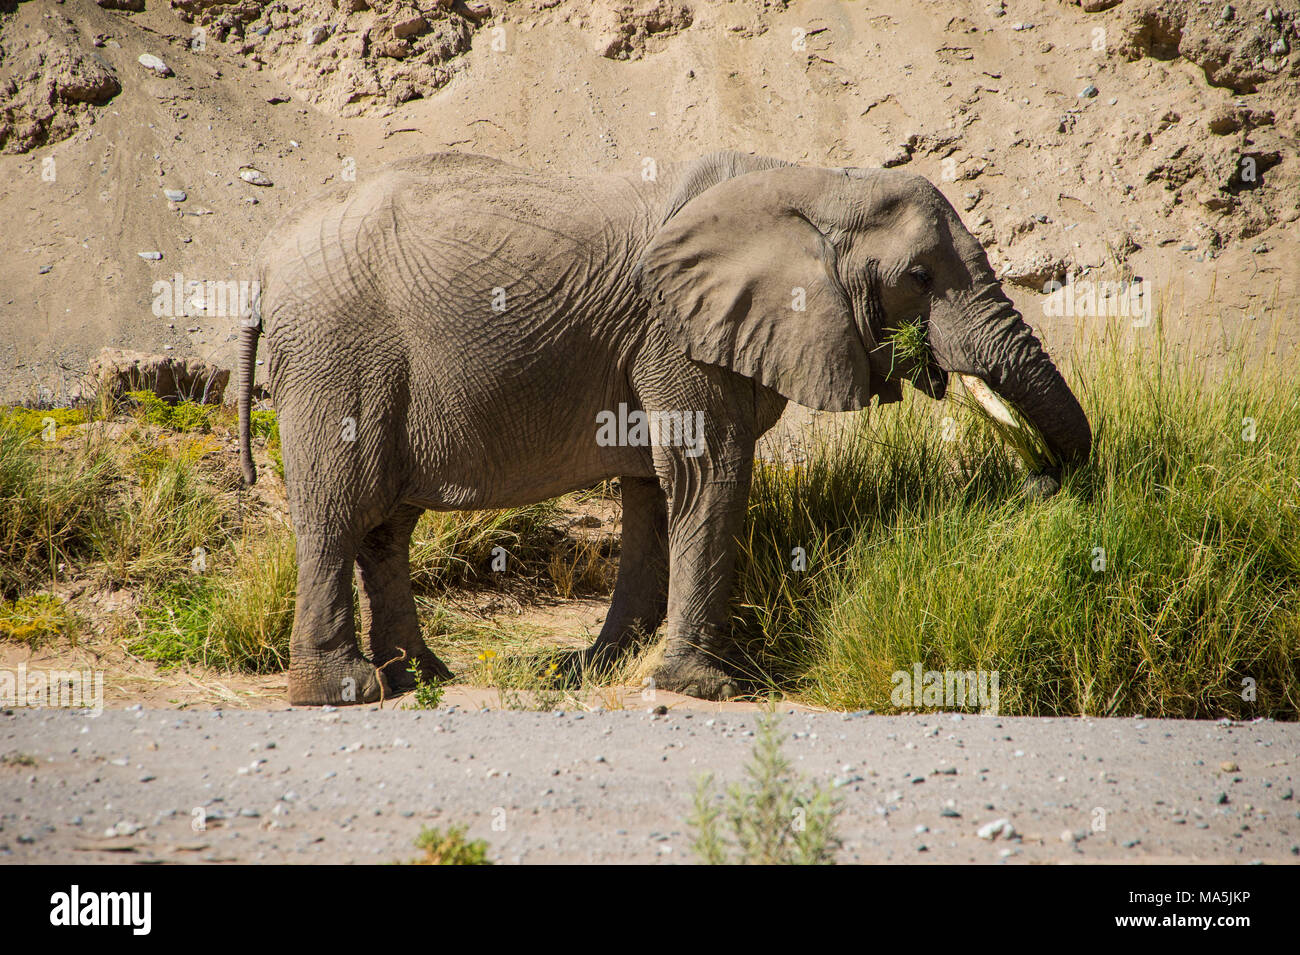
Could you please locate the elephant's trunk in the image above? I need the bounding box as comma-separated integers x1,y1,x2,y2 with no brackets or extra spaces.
237,315,260,486
974,308,1092,470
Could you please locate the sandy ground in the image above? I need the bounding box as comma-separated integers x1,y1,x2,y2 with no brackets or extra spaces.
1,707,1296,864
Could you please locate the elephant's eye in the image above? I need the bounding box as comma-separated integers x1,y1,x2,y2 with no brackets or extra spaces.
909,267,933,294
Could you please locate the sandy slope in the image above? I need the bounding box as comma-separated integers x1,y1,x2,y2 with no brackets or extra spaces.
1,0,1297,402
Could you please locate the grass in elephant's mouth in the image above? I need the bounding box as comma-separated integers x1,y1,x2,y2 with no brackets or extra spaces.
885,318,1056,472
736,321,1300,719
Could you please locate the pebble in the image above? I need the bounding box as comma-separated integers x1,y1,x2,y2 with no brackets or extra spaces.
977,818,1016,841
138,53,172,76
239,167,274,187
1079,84,1098,98
138,251,163,261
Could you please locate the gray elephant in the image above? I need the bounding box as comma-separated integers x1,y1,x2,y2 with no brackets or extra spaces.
236,150,1091,705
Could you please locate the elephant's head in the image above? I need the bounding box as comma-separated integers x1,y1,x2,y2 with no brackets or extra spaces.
636,162,1092,473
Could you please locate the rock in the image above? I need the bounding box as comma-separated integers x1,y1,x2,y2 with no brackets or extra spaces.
1079,83,1098,98
88,348,231,405
374,38,413,59
306,25,331,45
881,145,913,168
137,251,163,260
239,167,273,187
1116,0,1299,93
977,818,1017,840
1220,760,1240,772
1000,251,1069,290
137,54,172,77
391,13,430,39
96,0,145,9
163,188,188,202
585,0,694,60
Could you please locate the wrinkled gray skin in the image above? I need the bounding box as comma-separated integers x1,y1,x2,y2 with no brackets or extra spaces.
238,151,1091,705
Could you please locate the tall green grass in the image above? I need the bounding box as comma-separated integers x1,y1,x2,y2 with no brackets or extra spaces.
737,330,1300,718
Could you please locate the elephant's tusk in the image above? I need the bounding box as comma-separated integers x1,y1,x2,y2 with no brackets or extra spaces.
958,374,1020,430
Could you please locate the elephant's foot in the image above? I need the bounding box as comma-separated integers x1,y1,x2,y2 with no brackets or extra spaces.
288,651,388,706
651,650,751,701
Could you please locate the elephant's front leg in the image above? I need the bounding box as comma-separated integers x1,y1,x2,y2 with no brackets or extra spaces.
651,454,755,701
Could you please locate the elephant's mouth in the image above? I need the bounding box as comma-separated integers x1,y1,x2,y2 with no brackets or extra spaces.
912,360,948,400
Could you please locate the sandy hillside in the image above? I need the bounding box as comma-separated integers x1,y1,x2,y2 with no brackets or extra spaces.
1,0,1297,402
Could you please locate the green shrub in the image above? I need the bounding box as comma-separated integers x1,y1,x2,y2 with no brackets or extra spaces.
0,594,78,645
409,825,492,865
250,409,283,478
125,391,218,433
690,713,840,865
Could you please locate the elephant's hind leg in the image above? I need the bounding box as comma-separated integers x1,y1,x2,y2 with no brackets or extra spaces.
577,476,668,674
355,504,453,690
287,523,386,706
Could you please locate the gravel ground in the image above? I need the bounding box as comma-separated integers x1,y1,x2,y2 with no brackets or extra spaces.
1,707,1297,864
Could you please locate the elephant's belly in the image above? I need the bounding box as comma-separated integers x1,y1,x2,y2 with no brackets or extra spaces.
401,401,658,511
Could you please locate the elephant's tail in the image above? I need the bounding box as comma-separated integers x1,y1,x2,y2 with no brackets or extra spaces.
237,284,262,486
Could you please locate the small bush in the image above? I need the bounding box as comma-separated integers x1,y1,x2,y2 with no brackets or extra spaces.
410,825,492,865
125,391,219,433
0,594,78,645
0,407,88,439
407,662,446,710
690,713,841,865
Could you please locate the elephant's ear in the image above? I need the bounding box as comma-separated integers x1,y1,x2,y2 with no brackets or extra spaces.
636,167,878,413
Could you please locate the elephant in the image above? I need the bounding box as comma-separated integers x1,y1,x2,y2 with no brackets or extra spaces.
236,150,1091,706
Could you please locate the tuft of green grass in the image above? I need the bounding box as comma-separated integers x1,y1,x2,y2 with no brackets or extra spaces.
98,440,231,587
409,504,561,592
125,391,225,433
736,325,1300,718
0,594,78,645
955,374,1057,472
689,712,841,865
131,525,297,673
885,316,932,378
409,825,492,865
0,414,121,598
250,409,283,478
